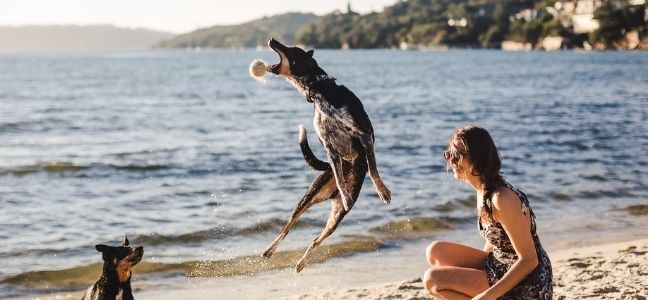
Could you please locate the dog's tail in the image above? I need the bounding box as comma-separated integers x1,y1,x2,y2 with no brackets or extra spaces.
299,125,330,171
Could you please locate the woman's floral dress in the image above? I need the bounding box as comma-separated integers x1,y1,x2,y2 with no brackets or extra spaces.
478,180,553,299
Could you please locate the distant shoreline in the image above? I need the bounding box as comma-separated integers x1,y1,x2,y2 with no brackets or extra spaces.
2,47,647,54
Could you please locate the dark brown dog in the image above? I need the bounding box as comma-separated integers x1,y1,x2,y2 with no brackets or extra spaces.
82,236,143,300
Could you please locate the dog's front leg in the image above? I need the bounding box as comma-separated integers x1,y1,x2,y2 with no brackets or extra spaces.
361,139,391,204
325,148,353,211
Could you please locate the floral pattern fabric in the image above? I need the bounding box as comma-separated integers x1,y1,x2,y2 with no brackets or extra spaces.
478,181,553,300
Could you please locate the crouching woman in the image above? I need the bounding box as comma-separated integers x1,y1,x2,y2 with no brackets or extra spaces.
423,126,552,300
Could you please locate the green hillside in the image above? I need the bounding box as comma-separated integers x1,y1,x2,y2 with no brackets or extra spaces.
296,0,542,48
157,12,318,48
157,0,647,50
295,0,647,49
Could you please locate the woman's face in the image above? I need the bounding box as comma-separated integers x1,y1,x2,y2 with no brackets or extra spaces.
445,138,472,181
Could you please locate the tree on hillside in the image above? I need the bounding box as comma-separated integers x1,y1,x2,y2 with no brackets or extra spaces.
589,2,646,48
479,3,510,47
294,11,359,48
507,11,555,46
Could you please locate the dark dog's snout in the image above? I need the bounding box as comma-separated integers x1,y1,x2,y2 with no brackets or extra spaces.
267,38,278,48
268,38,288,52
267,38,288,75
128,246,144,264
133,246,143,257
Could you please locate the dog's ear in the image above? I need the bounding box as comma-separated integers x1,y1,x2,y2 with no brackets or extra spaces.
122,235,129,247
96,244,110,253
306,50,314,58
96,244,115,262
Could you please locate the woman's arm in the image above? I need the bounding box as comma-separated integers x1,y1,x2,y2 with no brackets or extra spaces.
473,188,539,300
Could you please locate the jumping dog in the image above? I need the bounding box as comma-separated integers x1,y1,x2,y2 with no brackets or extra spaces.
82,236,143,300
262,38,391,272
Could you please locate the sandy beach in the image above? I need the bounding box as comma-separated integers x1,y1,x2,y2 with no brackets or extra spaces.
286,238,648,300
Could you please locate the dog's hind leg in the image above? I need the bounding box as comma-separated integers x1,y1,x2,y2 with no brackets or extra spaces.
295,160,366,272
295,196,347,273
325,148,354,212
360,139,391,204
262,170,337,259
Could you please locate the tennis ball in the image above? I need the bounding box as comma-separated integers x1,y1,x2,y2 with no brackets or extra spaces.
249,59,268,78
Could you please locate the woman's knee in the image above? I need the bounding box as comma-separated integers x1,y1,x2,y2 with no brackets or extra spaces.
422,267,442,296
426,241,448,266
422,268,434,293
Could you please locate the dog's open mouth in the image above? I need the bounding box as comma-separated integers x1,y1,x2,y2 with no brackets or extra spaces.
267,38,286,75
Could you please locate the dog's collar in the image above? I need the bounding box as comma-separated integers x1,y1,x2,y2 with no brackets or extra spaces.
301,74,335,103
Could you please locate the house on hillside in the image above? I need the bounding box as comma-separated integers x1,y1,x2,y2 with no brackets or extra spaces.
554,0,601,33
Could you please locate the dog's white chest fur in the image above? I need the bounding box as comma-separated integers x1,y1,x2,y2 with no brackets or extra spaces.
313,102,361,160
83,285,123,300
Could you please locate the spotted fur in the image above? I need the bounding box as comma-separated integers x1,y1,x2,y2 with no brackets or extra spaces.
262,38,391,272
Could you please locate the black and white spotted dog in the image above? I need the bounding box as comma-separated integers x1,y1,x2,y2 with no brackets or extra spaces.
262,38,391,272
82,236,143,300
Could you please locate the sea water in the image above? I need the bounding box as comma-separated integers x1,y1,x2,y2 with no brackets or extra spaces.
0,49,647,298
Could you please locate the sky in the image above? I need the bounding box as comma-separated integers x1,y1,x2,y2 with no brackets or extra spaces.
0,0,399,34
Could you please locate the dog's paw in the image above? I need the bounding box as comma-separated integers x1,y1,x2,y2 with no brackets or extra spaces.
377,184,391,204
296,260,307,273
262,248,275,259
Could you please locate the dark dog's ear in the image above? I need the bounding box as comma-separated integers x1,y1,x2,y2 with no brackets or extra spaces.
122,235,129,246
306,50,314,57
96,244,115,262
96,244,110,253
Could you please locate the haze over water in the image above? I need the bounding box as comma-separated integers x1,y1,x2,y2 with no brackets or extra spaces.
0,49,647,298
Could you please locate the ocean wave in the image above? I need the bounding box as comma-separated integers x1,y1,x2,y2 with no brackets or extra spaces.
430,201,458,212
429,195,476,212
618,204,648,216
0,162,87,175
369,217,453,239
454,195,475,208
0,118,70,133
133,218,324,246
575,188,635,199
0,161,170,176
0,248,74,259
1,236,385,289
2,262,102,289
548,192,572,201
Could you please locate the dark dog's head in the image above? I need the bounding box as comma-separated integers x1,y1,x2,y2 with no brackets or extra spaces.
95,236,143,282
267,38,320,78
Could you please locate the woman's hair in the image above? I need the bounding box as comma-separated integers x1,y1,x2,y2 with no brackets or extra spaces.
449,125,503,222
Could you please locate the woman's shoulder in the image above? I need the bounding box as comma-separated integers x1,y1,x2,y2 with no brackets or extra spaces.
490,187,522,212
